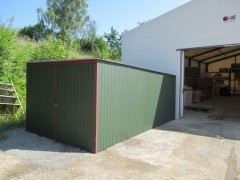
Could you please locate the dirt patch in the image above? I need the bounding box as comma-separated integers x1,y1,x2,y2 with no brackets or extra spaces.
99,150,158,172
172,135,214,170
0,153,5,160
3,164,37,179
225,148,240,180
79,149,159,177
123,138,142,147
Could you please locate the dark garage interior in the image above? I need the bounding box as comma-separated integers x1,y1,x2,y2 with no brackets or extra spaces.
183,45,240,110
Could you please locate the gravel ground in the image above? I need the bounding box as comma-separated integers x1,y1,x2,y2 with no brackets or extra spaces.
0,96,240,179
0,128,90,169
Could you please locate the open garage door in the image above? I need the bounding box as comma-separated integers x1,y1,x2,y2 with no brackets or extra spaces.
179,44,240,116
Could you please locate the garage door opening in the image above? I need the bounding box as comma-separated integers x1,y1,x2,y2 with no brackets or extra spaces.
181,44,240,116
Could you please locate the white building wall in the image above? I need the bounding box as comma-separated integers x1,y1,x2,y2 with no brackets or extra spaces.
122,0,240,119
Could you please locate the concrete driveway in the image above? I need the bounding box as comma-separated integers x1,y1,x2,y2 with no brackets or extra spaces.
0,96,240,179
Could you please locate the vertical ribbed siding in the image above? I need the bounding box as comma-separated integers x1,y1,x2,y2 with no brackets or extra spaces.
97,62,175,152
27,59,175,154
55,63,96,152
26,64,54,138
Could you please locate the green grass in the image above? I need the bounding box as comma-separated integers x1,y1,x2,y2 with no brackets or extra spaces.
67,49,95,59
0,114,25,140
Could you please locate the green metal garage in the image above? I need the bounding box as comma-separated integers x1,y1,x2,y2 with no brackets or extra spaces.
26,59,176,153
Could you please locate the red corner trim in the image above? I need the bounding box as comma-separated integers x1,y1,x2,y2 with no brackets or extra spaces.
94,62,99,153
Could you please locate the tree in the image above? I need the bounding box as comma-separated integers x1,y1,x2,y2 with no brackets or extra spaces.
82,20,97,53
18,21,53,40
103,27,122,61
32,37,67,61
37,0,89,42
0,18,16,81
79,36,108,55
103,27,121,50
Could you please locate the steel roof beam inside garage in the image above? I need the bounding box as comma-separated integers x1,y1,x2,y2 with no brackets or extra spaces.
187,48,225,59
208,53,240,64
199,48,240,63
184,56,207,65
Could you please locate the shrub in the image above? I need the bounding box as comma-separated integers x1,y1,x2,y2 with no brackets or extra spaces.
32,36,67,61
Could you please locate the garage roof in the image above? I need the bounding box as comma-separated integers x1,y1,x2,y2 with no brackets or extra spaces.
182,45,240,64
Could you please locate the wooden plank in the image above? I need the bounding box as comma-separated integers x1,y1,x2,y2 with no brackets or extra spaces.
0,82,12,89
0,88,14,96
0,95,18,104
0,103,20,106
0,95,17,98
0,104,20,114
11,80,24,114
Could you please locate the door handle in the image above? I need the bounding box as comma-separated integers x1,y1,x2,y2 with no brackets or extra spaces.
54,98,57,107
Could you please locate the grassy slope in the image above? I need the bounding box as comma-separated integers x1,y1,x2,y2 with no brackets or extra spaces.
0,37,95,139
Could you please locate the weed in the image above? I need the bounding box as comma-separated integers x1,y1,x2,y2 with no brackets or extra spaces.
0,114,25,140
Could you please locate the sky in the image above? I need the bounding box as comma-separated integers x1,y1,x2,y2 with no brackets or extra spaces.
0,0,191,36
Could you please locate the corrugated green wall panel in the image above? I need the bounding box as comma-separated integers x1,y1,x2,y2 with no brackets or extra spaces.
27,60,175,153
97,62,175,152
152,75,176,127
26,64,54,138
55,64,96,152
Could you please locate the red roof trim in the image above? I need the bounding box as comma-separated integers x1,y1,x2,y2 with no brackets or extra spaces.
27,59,99,65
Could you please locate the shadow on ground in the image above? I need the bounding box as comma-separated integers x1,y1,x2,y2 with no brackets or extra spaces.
1,96,239,154
0,128,86,154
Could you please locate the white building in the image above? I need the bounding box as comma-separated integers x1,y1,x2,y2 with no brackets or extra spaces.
122,0,240,119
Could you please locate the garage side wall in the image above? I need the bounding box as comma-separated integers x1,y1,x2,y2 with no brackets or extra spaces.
97,62,176,152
